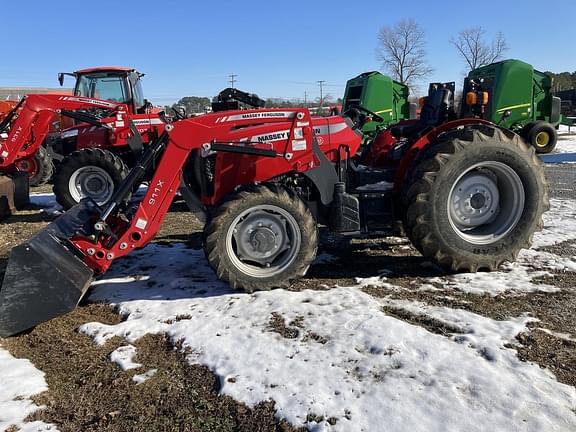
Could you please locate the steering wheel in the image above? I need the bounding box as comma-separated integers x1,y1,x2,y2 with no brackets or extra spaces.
343,105,384,130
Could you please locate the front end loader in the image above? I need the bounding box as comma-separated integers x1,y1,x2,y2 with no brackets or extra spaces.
0,90,549,336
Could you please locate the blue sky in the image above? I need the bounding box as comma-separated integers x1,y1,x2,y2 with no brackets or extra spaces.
2,0,574,104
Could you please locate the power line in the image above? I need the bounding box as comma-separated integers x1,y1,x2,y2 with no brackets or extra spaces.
317,80,325,107
229,74,237,89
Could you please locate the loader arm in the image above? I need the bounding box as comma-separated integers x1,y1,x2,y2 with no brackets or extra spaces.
0,94,129,169
0,107,335,336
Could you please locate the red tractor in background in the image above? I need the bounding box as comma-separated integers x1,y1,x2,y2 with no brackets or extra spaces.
0,67,167,213
1,99,55,187
0,94,166,206
0,101,17,119
51,67,164,209
0,81,548,337
2,67,159,188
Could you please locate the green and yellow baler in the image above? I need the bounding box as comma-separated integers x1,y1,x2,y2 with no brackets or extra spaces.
462,59,562,153
342,71,416,137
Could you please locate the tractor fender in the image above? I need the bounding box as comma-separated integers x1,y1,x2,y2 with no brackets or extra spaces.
302,137,339,206
394,118,495,192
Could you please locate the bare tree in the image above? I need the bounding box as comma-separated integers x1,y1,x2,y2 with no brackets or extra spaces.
450,27,508,71
376,19,433,90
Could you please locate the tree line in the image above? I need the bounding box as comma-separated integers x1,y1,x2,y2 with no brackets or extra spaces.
544,72,576,92
377,19,573,93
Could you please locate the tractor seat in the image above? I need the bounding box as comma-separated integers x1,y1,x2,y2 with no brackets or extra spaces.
420,86,454,126
390,123,429,139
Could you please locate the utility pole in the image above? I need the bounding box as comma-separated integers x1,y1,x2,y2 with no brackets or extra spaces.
229,74,237,89
304,91,308,107
317,80,325,108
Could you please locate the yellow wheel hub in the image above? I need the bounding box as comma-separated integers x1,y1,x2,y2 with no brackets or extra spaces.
535,131,550,147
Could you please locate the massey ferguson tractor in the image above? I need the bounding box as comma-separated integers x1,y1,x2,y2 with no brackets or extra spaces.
0,91,166,214
0,83,548,337
52,67,164,208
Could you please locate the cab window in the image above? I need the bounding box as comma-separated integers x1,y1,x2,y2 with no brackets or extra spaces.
75,73,130,104
130,73,145,110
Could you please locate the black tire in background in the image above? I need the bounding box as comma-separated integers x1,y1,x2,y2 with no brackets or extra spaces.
53,148,128,210
522,121,558,154
403,125,549,272
204,184,318,292
16,146,54,186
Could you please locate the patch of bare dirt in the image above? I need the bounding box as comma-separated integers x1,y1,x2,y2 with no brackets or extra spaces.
2,303,302,432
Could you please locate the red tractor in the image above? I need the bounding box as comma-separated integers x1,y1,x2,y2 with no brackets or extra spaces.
0,69,167,214
51,67,165,209
0,83,548,336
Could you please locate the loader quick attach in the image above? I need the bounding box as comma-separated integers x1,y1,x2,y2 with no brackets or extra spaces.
0,86,549,336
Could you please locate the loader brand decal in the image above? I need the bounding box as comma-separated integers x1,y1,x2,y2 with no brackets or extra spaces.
250,129,291,143
10,126,23,143
148,179,165,206
313,123,347,137
57,96,117,108
218,111,297,122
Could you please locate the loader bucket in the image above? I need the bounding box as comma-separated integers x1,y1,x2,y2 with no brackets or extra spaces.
0,202,97,337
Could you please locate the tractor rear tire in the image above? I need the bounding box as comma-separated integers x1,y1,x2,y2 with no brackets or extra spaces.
523,121,558,154
204,184,318,292
403,125,548,272
53,148,128,210
15,146,54,186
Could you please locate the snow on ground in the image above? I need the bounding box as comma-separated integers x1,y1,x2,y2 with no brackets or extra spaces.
109,345,142,371
0,346,57,431
78,201,576,431
132,369,157,385
12,191,575,430
541,126,576,164
358,198,576,297
28,185,148,217
555,125,576,154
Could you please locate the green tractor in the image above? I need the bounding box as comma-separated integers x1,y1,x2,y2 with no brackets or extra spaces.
342,71,416,138
462,59,562,153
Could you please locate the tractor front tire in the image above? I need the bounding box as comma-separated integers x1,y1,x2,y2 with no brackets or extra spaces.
404,125,548,272
204,184,318,292
53,148,128,210
523,121,558,154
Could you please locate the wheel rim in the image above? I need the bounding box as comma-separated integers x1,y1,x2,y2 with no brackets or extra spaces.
69,166,115,204
447,161,525,245
14,158,38,177
535,131,550,148
226,204,302,278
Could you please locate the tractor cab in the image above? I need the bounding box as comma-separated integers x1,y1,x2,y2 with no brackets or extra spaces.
58,67,149,115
